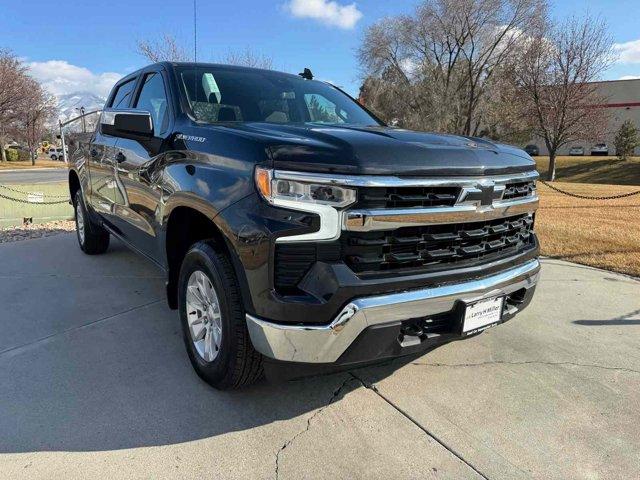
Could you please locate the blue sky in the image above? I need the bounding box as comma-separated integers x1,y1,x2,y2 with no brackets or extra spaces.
1,0,639,98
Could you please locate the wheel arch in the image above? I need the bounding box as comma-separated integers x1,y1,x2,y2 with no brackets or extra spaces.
68,169,81,203
163,203,251,313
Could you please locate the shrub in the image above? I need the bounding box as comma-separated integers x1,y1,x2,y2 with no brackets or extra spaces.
614,120,639,160
16,149,30,161
4,148,19,162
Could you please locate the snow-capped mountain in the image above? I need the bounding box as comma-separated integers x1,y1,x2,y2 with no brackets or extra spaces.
56,92,106,123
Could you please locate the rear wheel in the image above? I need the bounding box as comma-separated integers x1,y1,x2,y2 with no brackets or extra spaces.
74,190,110,255
178,241,263,390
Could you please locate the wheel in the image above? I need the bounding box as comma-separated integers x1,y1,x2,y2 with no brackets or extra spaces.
178,241,263,390
51,155,57,161
74,190,110,254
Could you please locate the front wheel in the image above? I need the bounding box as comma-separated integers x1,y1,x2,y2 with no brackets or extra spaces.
178,241,263,390
74,190,110,254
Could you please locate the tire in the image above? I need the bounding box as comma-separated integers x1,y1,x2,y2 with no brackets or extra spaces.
74,190,110,255
51,155,57,161
178,241,263,390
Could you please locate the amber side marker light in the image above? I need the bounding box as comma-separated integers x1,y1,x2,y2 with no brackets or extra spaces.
255,167,272,199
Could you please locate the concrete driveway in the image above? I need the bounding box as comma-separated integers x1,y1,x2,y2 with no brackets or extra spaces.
1,234,639,480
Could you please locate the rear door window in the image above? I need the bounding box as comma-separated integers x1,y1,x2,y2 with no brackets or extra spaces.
110,79,136,109
134,72,170,136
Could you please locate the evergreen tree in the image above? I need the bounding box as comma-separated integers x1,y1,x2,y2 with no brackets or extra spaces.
614,120,639,160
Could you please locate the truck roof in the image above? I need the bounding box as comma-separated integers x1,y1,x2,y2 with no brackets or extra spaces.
139,61,301,79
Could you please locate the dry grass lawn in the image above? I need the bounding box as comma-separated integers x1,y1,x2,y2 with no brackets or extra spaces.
536,181,640,277
535,156,640,185
0,156,66,170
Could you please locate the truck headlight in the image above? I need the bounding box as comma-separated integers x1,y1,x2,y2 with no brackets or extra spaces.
255,167,356,242
255,167,356,208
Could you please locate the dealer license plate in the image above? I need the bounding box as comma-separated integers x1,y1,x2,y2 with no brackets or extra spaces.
462,296,504,334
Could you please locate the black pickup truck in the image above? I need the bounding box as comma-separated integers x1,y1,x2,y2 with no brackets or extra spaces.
66,62,540,389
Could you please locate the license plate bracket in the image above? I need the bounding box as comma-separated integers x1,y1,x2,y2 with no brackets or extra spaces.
461,296,505,335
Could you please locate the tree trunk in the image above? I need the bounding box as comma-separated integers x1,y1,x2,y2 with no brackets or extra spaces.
547,151,557,181
28,139,35,166
0,130,6,162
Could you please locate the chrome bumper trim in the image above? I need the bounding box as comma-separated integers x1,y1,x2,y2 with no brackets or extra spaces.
344,196,539,231
246,259,541,364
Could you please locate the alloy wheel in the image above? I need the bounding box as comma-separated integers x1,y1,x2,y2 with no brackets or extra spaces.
186,270,223,362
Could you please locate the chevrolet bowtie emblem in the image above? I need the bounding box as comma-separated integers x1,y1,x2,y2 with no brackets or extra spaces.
459,182,503,207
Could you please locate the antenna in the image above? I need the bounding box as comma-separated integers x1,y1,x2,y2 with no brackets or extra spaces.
193,0,197,62
193,0,198,106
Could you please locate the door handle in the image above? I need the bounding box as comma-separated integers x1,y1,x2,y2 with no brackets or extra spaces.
116,152,127,163
90,148,98,158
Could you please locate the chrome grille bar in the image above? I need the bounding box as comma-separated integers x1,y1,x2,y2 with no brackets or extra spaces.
344,196,539,232
273,169,539,188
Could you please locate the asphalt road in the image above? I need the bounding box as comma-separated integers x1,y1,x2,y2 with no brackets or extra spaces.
0,168,67,184
1,234,639,479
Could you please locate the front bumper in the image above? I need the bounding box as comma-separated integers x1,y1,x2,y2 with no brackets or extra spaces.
246,258,540,364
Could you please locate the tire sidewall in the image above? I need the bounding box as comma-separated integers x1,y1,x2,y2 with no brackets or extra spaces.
178,243,239,386
74,191,87,251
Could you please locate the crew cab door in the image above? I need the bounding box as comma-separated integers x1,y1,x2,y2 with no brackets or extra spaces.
88,77,136,217
110,68,173,262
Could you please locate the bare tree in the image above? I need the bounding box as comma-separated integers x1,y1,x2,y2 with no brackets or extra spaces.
358,0,547,136
516,16,614,180
222,48,274,70
0,50,29,161
136,35,275,70
136,34,192,62
10,78,57,165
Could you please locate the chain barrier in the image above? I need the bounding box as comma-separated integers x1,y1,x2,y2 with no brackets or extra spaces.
0,192,70,205
0,183,70,205
0,183,69,198
538,180,640,200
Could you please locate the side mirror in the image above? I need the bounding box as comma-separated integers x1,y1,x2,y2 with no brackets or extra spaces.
101,111,154,140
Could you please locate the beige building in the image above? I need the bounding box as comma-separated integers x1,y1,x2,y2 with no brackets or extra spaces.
529,78,640,156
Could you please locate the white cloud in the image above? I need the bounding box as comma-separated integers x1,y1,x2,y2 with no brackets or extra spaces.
26,60,122,98
620,75,640,80
284,0,363,29
614,39,640,64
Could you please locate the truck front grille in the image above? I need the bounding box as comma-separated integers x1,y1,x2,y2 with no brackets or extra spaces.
272,171,539,292
356,186,460,209
341,213,535,274
502,180,536,201
274,213,535,291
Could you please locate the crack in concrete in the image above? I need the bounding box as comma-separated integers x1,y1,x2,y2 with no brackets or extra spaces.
409,360,640,375
274,376,356,480
349,372,490,480
0,299,163,360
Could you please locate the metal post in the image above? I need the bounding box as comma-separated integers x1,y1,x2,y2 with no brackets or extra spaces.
59,120,68,165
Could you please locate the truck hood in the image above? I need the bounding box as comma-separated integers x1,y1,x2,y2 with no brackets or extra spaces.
222,123,536,176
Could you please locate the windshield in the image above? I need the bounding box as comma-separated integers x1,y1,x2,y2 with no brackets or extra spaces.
176,66,381,127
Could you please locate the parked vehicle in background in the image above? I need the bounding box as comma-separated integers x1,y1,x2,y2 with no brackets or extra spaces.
591,143,609,156
48,147,65,161
65,62,541,389
524,144,539,156
569,146,585,156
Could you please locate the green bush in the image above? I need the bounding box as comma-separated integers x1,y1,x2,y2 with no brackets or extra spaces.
4,148,19,161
